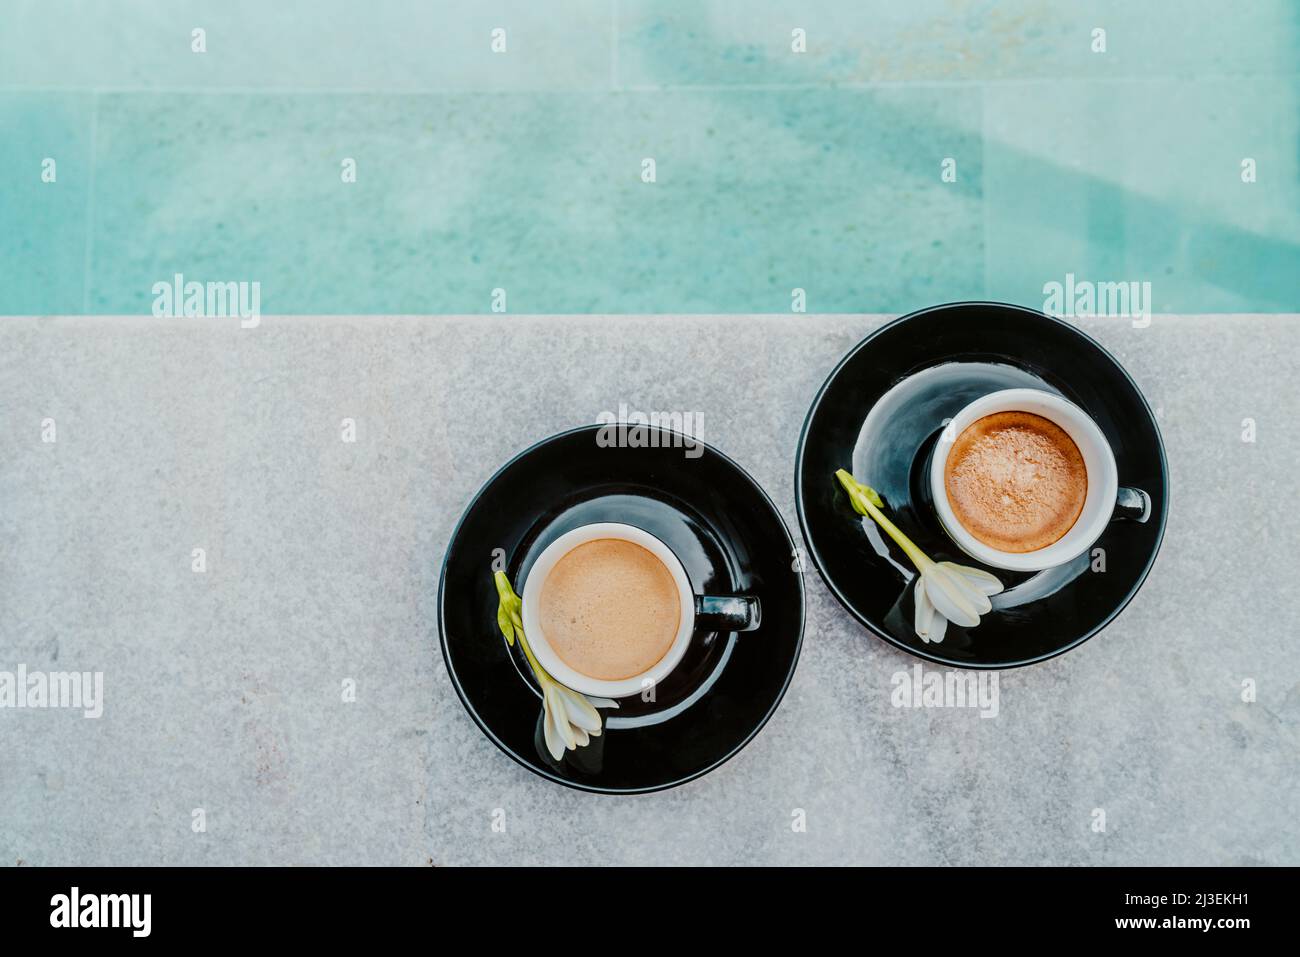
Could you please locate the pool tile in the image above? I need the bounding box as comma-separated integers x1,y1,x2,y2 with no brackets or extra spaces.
983,78,1300,313
594,87,985,313
616,0,1300,87
88,94,451,314
0,93,94,315
0,0,613,92
87,87,984,314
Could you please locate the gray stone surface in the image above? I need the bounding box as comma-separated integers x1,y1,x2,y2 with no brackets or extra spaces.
1,313,1296,866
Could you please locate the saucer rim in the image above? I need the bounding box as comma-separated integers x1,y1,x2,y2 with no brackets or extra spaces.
793,301,1170,670
438,423,806,794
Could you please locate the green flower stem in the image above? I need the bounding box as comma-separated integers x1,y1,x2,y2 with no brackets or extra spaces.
493,570,552,688
515,631,550,688
834,469,933,571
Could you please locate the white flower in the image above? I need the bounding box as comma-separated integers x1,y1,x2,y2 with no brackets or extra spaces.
913,561,1004,643
836,470,1004,644
495,571,618,760
541,683,620,761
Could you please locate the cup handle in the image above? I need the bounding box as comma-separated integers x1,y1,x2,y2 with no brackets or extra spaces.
695,595,761,633
1112,486,1152,523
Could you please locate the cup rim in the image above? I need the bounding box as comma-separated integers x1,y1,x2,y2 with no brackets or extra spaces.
520,522,696,698
929,388,1118,571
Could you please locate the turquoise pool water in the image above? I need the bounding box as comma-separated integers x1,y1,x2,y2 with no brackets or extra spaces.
2,0,1298,315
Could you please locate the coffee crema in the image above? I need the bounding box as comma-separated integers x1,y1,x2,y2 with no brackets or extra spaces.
538,538,680,680
944,411,1087,553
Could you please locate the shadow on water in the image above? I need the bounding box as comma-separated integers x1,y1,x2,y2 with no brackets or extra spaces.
630,4,1300,311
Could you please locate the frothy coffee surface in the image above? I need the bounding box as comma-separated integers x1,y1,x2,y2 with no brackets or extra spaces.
944,411,1087,553
538,538,680,680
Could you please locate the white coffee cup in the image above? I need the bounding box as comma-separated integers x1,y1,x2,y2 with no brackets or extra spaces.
929,389,1123,572
520,522,760,698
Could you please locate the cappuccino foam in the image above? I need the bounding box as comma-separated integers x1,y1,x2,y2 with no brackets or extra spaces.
944,411,1087,553
538,538,681,680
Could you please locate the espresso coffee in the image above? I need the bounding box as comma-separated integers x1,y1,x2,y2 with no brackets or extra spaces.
538,538,681,680
944,411,1087,553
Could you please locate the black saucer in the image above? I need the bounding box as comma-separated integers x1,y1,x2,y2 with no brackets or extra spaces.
795,302,1169,669
439,426,804,793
